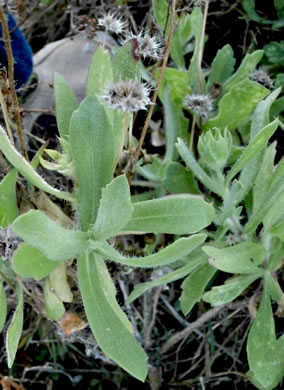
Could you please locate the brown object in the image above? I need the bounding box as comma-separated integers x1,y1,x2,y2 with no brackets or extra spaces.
57,311,87,337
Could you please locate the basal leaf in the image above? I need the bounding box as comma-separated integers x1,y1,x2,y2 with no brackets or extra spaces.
203,242,266,274
12,243,58,280
180,264,216,315
92,175,133,240
111,42,140,82
77,251,148,381
6,285,23,368
93,234,207,268
54,72,78,139
87,47,113,96
207,44,236,89
0,169,18,228
12,210,88,261
247,281,282,389
121,195,215,234
163,162,200,195
69,96,115,230
44,278,65,320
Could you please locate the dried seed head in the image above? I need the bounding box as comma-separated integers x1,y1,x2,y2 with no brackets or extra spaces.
103,80,151,112
97,12,126,34
121,29,164,60
184,93,214,120
250,68,274,89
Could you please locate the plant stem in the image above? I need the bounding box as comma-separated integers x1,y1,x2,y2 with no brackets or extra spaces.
114,112,129,168
189,114,196,152
128,114,134,155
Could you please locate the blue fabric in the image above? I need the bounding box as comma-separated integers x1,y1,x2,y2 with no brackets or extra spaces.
0,13,33,89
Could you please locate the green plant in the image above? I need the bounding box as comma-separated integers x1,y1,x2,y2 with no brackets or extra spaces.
0,1,284,388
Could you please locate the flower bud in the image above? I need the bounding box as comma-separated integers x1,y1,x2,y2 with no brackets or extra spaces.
198,127,232,171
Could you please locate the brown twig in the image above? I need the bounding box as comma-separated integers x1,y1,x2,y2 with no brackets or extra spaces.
134,0,176,164
0,7,29,160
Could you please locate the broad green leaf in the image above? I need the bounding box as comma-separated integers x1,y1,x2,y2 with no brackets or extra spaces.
112,42,140,82
0,126,73,202
223,50,263,92
0,169,18,228
127,252,207,304
245,160,284,233
87,47,113,96
202,242,266,274
6,285,23,368
225,118,279,186
69,96,115,230
54,73,78,139
180,264,216,315
49,263,73,303
78,251,148,381
44,278,65,320
93,234,207,268
12,243,58,280
207,44,236,89
266,238,283,272
163,86,189,161
163,162,200,195
152,0,172,37
187,7,204,92
264,272,281,301
204,79,269,131
270,221,284,242
12,210,88,261
203,272,263,306
247,282,282,389
136,156,163,182
122,195,215,234
92,175,133,240
176,138,223,196
158,67,190,106
0,279,7,333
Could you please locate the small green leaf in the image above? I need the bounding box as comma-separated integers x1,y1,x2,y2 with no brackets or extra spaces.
92,175,133,240
44,278,65,320
247,282,281,389
204,79,269,132
203,242,266,274
158,67,190,106
122,195,215,234
6,285,24,368
93,234,207,268
0,279,7,333
70,96,115,231
207,44,236,89
49,263,73,303
78,251,148,381
163,162,200,194
87,47,113,96
127,252,207,304
112,42,140,82
264,272,281,301
12,243,58,280
12,210,88,261
54,73,78,139
225,118,279,186
269,221,284,242
0,169,18,228
203,272,263,306
180,264,216,315
0,126,73,202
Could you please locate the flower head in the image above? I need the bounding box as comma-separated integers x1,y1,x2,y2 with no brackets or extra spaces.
103,80,151,112
97,12,126,34
250,68,274,89
121,29,164,60
184,93,214,120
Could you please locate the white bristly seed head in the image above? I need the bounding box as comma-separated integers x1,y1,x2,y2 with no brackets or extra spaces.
103,79,152,113
97,12,127,34
121,29,164,60
184,93,214,120
250,68,274,89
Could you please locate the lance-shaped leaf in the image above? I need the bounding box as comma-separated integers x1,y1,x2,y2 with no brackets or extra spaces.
54,73,78,139
127,251,207,304
206,44,236,90
93,234,207,268
12,243,58,280
12,210,88,261
0,169,18,228
225,118,279,186
78,251,148,381
203,242,266,274
203,272,263,306
6,285,23,368
121,195,215,234
70,96,115,231
247,281,282,389
87,47,113,96
0,279,7,333
44,278,65,321
49,263,73,303
180,264,216,315
92,175,133,240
